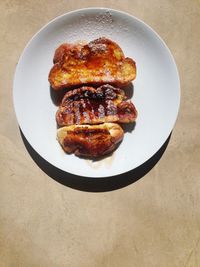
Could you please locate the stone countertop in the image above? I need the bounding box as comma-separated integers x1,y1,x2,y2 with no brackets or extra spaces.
0,1,200,266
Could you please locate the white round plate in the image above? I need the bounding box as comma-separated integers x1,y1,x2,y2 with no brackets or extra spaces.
13,8,180,178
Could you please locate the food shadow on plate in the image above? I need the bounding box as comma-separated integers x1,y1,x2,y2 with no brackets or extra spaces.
123,83,134,99
50,82,134,106
50,86,69,106
20,128,171,192
121,121,136,133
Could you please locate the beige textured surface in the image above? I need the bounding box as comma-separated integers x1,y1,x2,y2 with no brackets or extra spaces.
0,0,200,266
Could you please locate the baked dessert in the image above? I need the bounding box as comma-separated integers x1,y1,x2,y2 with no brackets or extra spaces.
48,37,136,90
56,84,137,126
57,123,124,158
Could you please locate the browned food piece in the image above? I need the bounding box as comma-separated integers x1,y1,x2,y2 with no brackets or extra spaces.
53,43,83,64
56,84,137,126
57,123,124,158
49,37,136,90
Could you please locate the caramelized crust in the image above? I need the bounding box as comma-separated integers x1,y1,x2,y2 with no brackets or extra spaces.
57,123,124,157
49,37,136,90
56,84,137,126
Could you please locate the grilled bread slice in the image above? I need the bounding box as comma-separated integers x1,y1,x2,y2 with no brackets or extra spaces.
56,84,137,126
57,123,124,158
49,37,136,90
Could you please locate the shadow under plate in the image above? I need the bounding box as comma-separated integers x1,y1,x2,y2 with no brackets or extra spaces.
20,128,171,192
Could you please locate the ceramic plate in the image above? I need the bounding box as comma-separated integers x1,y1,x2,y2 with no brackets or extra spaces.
13,8,180,178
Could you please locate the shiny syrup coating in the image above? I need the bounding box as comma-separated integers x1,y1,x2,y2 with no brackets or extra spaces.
63,127,113,157
56,85,137,126
49,37,136,90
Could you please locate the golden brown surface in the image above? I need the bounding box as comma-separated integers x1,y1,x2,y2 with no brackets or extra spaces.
48,37,136,90
56,84,137,126
57,123,124,157
1,1,200,267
